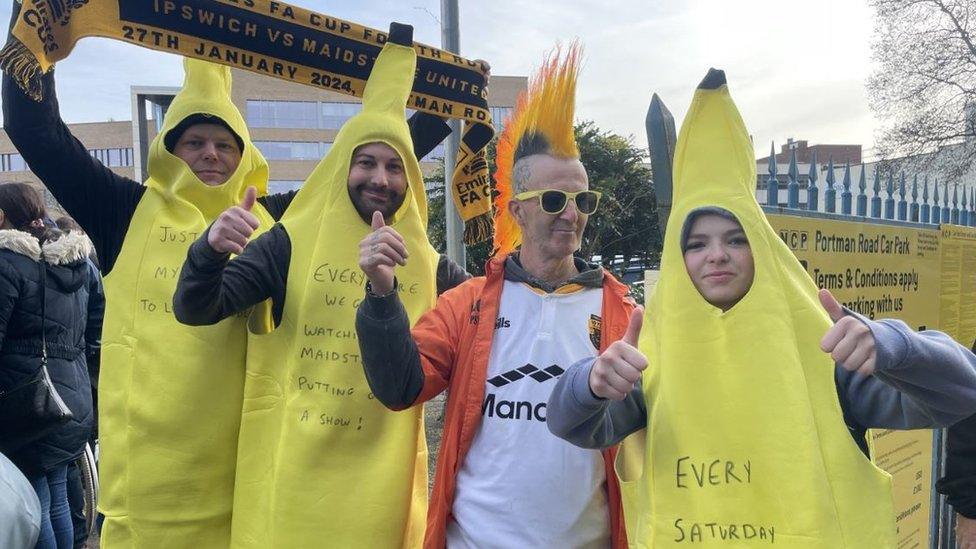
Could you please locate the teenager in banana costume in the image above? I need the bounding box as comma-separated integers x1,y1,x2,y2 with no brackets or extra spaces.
547,69,976,548
174,23,451,547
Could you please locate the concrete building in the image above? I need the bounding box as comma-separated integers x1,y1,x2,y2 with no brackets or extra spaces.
0,119,139,215
0,67,525,216
757,138,862,167
754,138,869,212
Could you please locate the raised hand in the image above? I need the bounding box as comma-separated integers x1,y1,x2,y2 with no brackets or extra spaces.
588,307,648,400
207,186,259,255
358,211,408,295
819,289,877,376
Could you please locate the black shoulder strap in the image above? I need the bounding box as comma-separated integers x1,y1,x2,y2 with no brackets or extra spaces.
38,260,47,365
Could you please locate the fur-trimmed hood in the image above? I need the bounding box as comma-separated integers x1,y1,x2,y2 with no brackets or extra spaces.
0,229,94,293
40,231,94,265
0,229,41,260
0,229,93,265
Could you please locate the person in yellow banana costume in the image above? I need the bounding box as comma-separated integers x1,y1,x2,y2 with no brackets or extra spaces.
547,69,976,548
3,51,281,546
97,60,279,547
173,23,465,547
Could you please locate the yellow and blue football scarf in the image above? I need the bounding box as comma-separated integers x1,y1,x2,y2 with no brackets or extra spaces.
2,0,494,243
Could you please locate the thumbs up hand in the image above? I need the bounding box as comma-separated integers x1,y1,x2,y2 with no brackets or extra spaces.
358,211,409,295
207,186,260,255
819,289,877,376
589,307,649,400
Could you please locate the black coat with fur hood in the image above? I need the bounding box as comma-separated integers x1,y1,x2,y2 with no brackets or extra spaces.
0,229,97,475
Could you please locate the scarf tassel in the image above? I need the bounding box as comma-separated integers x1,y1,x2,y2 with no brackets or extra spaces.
0,36,44,102
463,212,493,246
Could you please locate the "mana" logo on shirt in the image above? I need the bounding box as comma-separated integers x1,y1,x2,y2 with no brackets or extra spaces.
481,393,546,422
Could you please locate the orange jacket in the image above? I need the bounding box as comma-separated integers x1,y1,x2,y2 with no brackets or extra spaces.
412,255,633,548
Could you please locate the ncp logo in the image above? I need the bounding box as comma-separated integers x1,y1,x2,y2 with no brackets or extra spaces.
778,229,808,251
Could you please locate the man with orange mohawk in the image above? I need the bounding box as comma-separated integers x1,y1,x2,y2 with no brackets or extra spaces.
356,44,640,548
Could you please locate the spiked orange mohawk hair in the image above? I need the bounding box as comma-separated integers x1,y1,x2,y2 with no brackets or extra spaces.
492,42,582,257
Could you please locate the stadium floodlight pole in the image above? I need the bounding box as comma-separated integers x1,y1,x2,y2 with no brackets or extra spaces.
441,0,466,267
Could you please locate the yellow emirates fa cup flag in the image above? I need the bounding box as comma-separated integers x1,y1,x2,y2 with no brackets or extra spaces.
229,41,439,548
98,59,274,548
622,69,896,548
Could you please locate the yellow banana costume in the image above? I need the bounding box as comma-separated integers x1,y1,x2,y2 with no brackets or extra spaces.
229,40,438,548
626,70,895,547
98,59,274,548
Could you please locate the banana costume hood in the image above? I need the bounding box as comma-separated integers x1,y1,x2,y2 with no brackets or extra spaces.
625,70,895,547
98,59,274,548
230,36,439,548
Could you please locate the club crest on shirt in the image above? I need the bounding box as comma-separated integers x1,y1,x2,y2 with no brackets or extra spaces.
588,314,602,349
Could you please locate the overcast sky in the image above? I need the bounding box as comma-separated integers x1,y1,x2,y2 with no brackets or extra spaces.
0,0,879,159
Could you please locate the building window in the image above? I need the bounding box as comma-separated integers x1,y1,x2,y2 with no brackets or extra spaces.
247,100,319,129
320,102,362,129
4,149,132,172
254,141,331,161
0,153,27,172
246,100,363,130
268,180,304,195
90,148,134,167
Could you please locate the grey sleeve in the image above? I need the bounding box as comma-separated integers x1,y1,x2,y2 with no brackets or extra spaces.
355,288,425,410
546,357,647,449
436,254,471,296
173,225,289,326
838,314,976,430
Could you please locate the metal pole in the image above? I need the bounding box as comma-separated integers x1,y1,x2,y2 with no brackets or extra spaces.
441,0,466,267
932,427,947,548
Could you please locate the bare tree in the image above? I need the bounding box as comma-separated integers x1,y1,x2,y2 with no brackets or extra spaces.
868,0,976,178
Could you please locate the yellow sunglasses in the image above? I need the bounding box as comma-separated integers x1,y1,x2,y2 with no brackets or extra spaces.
513,189,602,215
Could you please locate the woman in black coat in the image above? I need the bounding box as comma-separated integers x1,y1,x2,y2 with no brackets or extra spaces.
0,183,98,549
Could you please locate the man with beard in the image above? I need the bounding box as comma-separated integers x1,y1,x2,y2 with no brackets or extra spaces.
3,6,452,543
173,23,466,546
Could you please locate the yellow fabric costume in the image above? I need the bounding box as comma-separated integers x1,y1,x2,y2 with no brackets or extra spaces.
98,59,274,548
626,70,896,547
229,41,439,548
